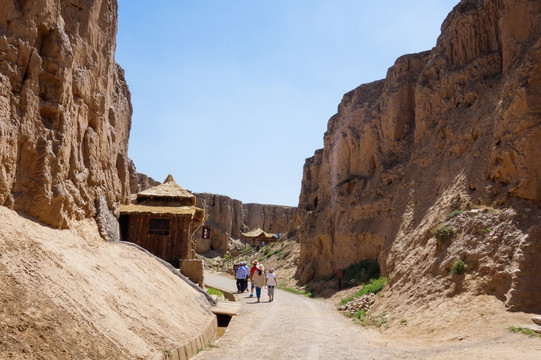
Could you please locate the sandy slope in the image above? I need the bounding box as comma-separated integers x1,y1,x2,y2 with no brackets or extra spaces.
0,206,214,359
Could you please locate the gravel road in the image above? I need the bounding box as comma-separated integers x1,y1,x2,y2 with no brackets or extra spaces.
195,271,399,360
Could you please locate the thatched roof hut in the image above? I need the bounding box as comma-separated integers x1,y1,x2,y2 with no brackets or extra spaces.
135,174,197,207
241,227,277,246
119,175,205,268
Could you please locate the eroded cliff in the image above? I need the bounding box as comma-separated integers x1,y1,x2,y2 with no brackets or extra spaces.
0,0,132,228
297,0,541,313
195,193,297,254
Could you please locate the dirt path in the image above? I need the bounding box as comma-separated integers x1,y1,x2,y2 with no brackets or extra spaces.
198,272,399,359
198,272,541,360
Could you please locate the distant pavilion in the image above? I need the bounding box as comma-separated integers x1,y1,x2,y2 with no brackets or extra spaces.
241,227,277,247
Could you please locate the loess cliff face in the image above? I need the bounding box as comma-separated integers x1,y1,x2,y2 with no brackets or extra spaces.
194,193,297,254
297,0,541,312
0,0,132,228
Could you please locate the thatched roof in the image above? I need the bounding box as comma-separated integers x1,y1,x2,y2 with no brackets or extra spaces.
120,204,205,224
241,228,276,239
136,174,196,206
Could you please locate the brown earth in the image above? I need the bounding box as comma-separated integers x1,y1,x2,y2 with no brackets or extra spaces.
296,0,541,314
0,206,214,360
200,270,541,360
0,0,132,229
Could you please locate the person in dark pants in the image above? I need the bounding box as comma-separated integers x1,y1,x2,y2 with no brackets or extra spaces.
337,269,343,290
236,262,247,293
241,261,250,292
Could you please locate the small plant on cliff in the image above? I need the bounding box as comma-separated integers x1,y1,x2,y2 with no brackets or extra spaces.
450,259,465,275
480,227,492,234
374,312,389,328
448,210,462,218
433,224,457,244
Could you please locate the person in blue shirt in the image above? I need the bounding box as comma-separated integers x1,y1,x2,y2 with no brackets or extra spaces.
241,261,250,292
236,261,247,293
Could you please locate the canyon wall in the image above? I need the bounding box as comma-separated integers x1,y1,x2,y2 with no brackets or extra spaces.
0,0,131,229
194,193,297,254
297,0,541,312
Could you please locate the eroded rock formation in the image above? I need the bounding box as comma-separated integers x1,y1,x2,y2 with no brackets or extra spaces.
128,159,160,195
0,0,131,228
297,0,541,312
194,193,297,254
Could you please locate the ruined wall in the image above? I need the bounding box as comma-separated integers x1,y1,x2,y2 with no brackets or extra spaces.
296,0,541,312
0,0,131,228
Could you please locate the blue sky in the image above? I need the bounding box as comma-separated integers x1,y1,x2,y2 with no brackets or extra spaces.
115,0,458,206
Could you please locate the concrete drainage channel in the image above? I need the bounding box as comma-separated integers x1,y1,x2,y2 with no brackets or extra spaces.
210,288,240,341
163,289,240,360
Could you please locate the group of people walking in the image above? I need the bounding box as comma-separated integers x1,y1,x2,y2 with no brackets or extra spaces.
235,260,277,303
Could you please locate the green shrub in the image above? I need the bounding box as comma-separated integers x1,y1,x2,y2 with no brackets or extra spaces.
450,259,465,275
339,277,388,306
339,296,354,306
433,224,457,244
355,277,388,297
207,287,223,297
509,326,541,338
354,309,367,321
374,312,388,328
343,259,380,287
448,210,462,218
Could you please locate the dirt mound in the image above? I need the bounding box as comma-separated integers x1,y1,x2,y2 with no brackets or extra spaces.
0,206,214,359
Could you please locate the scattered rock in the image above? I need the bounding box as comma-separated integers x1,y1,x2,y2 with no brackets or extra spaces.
339,293,376,314
532,316,541,326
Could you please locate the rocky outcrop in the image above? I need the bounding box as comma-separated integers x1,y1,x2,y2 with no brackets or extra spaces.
194,193,297,254
296,0,541,313
127,159,160,195
0,0,132,228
